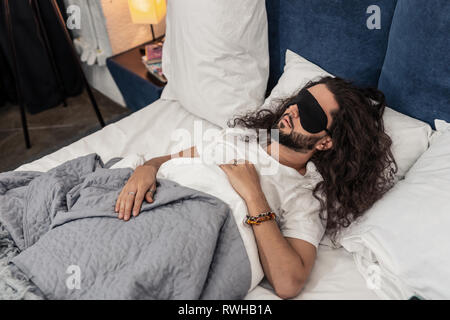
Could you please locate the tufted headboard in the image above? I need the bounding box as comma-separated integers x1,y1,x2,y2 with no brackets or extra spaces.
265,0,450,128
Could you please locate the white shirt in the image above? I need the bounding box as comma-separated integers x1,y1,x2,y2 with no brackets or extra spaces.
115,128,326,290
158,128,327,248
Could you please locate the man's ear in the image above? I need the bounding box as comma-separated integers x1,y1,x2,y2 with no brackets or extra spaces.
315,137,333,151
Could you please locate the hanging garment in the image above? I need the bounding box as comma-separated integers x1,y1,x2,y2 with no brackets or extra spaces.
0,0,83,114
64,0,112,66
0,42,15,106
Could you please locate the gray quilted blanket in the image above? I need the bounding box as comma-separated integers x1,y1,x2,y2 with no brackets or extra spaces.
0,154,250,300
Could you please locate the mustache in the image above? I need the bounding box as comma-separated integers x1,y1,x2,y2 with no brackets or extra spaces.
278,113,293,129
271,114,321,153
284,114,293,129
272,111,292,130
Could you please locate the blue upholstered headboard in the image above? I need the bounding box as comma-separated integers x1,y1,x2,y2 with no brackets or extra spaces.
265,0,450,128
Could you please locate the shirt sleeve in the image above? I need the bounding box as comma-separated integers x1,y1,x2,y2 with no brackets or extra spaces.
195,128,249,165
278,190,327,249
194,128,225,158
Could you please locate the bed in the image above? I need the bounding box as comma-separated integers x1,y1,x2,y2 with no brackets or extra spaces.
8,0,450,300
15,98,379,300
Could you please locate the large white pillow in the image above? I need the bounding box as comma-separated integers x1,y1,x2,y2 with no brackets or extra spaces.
264,49,433,179
161,0,269,128
261,49,332,108
339,120,450,300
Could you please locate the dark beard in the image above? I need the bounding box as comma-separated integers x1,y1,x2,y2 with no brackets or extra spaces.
277,131,322,153
271,115,322,153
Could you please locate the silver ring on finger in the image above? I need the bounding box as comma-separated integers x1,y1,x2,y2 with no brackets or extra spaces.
128,191,136,196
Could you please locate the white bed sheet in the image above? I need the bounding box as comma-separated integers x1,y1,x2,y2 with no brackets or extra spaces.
246,245,379,300
16,98,379,300
17,99,219,172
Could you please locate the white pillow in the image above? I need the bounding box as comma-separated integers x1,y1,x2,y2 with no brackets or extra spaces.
262,50,332,107
161,0,269,128
339,120,450,300
264,49,433,179
382,108,433,178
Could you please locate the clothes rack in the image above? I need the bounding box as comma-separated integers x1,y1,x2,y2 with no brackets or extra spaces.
2,0,105,149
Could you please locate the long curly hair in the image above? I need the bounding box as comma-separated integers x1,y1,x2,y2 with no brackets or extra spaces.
229,76,397,241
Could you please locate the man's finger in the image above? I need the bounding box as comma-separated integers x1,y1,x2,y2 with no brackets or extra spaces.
145,191,153,203
124,193,136,221
115,195,121,213
133,189,146,217
145,183,156,203
219,164,233,172
119,199,126,219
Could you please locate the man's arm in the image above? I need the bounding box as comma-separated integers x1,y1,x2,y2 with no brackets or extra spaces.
115,146,199,220
219,161,317,299
142,146,199,170
245,196,317,299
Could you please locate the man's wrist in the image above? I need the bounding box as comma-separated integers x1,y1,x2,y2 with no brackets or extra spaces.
244,189,266,203
244,192,272,217
143,159,161,170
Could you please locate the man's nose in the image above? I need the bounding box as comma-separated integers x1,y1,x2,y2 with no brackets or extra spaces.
289,104,299,118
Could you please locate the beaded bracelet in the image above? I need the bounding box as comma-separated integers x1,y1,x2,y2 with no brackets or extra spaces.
245,211,277,226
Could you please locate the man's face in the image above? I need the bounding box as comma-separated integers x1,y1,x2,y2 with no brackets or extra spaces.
274,84,339,153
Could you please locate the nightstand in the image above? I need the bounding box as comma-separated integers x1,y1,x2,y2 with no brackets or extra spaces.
107,38,166,112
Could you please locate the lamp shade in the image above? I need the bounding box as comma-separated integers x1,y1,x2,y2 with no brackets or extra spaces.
128,0,166,25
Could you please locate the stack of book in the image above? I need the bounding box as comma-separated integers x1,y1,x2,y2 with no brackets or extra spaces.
142,41,167,83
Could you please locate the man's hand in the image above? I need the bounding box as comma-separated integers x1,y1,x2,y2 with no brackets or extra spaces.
115,164,158,221
219,160,265,203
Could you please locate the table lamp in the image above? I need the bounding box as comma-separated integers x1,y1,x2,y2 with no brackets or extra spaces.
128,0,166,41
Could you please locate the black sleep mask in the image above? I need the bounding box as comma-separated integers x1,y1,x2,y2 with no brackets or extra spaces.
287,89,330,135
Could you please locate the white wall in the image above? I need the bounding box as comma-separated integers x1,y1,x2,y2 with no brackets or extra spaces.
81,62,126,106
101,0,166,55
67,0,166,107
97,0,166,106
